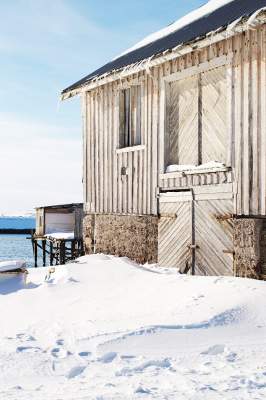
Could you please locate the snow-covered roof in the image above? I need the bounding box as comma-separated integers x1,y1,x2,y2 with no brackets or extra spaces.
62,0,266,97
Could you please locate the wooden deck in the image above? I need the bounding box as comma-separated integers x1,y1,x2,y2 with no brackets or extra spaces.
29,235,84,268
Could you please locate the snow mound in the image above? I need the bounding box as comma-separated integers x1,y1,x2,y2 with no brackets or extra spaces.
0,259,26,272
1,255,266,399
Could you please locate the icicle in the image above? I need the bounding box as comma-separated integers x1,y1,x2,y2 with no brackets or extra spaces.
226,17,243,34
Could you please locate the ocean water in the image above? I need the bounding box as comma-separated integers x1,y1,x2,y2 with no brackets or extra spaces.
0,234,36,267
0,216,35,230
0,217,38,268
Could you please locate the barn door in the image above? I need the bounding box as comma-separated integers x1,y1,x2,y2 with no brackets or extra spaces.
158,192,193,271
194,198,234,276
158,192,234,275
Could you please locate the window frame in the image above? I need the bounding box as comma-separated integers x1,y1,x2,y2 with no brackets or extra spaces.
159,54,233,174
118,83,143,150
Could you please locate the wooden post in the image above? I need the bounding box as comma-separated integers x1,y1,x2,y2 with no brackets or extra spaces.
42,240,46,267
60,241,66,265
71,241,75,260
50,242,53,266
34,240,38,268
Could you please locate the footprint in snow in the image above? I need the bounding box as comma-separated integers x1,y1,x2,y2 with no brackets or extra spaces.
51,347,71,358
116,359,171,376
98,352,117,364
16,346,41,353
226,351,237,362
201,344,225,356
78,351,92,358
66,366,86,379
135,386,151,394
16,333,36,342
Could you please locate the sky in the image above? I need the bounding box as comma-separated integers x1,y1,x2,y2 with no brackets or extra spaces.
0,0,205,215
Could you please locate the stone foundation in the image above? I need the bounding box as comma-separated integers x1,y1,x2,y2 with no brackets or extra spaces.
83,214,158,264
234,218,266,279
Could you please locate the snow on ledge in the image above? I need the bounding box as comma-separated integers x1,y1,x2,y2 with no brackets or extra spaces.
45,232,74,240
166,161,226,173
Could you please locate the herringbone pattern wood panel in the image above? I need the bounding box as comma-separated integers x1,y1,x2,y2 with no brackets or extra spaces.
201,66,227,164
195,199,233,276
169,76,198,165
158,201,191,269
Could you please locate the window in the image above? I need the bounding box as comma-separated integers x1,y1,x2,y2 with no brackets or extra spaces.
165,65,227,168
119,85,141,148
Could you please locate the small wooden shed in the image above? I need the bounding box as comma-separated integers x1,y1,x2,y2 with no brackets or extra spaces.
61,0,266,279
33,204,84,267
35,203,83,239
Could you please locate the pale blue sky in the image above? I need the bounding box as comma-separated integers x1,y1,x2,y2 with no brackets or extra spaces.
0,0,205,214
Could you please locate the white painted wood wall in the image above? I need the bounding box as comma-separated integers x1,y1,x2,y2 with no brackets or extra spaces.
83,25,266,217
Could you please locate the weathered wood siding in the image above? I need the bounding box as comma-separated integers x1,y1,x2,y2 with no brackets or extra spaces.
158,189,234,275
35,208,45,236
83,25,266,217
83,75,159,215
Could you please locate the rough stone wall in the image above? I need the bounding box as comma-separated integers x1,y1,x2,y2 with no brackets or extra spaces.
233,218,266,279
83,214,95,254
83,213,158,264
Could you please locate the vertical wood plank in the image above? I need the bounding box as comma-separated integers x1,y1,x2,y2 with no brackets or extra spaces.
122,152,128,213
128,151,133,213
243,31,251,215
113,85,119,213
159,65,165,174
103,84,108,213
90,92,95,213
152,67,159,214
251,29,259,214
133,151,138,214
99,87,104,213
108,84,113,213
142,77,147,214
117,153,122,213
138,149,143,214
81,93,88,208
260,26,266,215
95,91,99,213
147,75,152,214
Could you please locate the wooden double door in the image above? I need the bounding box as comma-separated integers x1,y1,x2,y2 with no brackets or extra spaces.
158,190,234,276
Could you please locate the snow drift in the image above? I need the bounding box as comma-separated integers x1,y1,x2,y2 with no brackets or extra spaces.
0,255,266,399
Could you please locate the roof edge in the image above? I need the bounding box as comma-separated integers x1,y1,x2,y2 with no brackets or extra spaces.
61,11,266,101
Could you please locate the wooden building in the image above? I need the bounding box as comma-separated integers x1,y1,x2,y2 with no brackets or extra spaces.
32,204,83,267
61,0,266,278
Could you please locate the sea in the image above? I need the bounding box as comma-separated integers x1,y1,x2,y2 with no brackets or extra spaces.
0,217,38,268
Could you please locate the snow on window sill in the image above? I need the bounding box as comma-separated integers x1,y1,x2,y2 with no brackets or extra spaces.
161,163,231,178
116,144,145,154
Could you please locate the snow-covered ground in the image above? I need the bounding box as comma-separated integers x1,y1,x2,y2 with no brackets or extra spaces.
1,255,266,399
